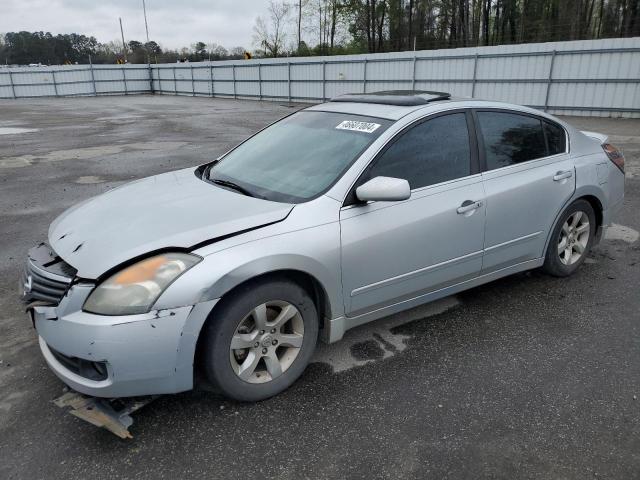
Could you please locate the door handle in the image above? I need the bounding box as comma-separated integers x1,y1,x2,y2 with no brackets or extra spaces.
553,170,573,181
457,200,483,214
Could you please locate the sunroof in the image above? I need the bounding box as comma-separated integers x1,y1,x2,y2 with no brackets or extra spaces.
329,90,451,106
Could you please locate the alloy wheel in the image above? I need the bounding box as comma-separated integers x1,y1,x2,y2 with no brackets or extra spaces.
558,210,590,265
229,301,305,384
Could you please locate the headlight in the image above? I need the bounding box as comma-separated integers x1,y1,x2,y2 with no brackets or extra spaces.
83,253,201,315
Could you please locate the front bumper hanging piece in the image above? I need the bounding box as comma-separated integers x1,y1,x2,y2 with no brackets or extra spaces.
53,390,158,439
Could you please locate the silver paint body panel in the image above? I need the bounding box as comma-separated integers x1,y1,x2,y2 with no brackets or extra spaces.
340,174,486,316
32,99,624,397
481,153,576,273
48,167,293,279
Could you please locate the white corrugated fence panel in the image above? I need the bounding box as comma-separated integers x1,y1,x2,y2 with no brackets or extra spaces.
475,82,548,106
416,80,473,97
325,61,364,82
1,38,638,116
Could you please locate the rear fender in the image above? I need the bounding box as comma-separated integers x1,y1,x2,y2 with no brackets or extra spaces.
542,183,607,255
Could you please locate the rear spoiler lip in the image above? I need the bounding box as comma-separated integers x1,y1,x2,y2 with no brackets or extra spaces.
580,130,609,145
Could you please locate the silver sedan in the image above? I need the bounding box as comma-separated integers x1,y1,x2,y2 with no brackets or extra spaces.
22,91,625,402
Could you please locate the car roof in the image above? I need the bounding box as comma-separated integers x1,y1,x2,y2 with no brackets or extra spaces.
305,90,451,120
305,100,425,120
306,90,558,122
330,90,452,106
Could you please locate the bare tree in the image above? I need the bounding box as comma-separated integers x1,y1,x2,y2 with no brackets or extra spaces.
207,43,229,59
253,1,292,57
299,1,303,47
329,0,338,49
294,0,309,49
228,46,246,58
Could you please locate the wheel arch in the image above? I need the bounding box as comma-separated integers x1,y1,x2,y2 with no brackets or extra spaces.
208,268,334,326
192,267,333,386
192,252,337,346
198,252,338,318
542,187,606,255
579,194,603,230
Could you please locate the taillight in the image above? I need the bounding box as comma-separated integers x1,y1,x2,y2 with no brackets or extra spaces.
602,143,625,173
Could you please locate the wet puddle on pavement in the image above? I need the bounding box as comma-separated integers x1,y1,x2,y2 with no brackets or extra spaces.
312,296,460,373
0,127,39,135
605,223,640,243
74,176,106,184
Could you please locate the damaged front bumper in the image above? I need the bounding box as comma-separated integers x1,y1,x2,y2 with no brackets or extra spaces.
53,391,158,439
31,284,218,398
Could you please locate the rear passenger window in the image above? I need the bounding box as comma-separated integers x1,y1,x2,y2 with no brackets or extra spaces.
477,111,547,170
544,121,566,155
366,113,471,190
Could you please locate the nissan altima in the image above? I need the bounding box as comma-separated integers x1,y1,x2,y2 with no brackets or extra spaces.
22,91,625,402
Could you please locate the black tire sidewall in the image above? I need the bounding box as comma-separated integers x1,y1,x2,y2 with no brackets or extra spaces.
201,279,318,402
543,199,596,277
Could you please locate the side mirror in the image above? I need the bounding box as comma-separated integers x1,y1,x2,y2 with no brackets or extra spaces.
355,176,411,203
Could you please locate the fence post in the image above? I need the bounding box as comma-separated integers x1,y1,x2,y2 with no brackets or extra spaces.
122,66,128,95
411,55,417,91
8,70,16,99
362,58,367,93
173,66,177,95
232,64,236,99
258,63,262,101
89,56,97,96
322,60,326,100
287,61,291,102
471,53,479,98
544,50,557,112
258,62,262,100
191,64,195,96
52,70,59,97
210,64,214,97
148,62,154,94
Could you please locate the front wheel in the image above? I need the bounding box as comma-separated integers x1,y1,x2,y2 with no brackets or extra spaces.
200,278,318,402
542,199,596,277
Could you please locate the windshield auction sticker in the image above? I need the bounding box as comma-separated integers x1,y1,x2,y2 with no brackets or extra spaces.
335,120,381,133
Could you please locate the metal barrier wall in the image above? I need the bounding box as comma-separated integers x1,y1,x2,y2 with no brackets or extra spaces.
1,37,639,117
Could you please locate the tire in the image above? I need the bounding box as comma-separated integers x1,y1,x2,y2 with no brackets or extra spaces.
542,199,596,277
200,277,318,402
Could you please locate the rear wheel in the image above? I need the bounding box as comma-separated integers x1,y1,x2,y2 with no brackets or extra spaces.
201,278,318,401
542,199,596,277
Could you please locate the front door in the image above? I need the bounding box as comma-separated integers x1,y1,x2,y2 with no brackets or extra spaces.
340,111,486,316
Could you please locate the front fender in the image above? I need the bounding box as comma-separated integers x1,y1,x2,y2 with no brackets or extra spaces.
201,254,337,309
153,220,343,318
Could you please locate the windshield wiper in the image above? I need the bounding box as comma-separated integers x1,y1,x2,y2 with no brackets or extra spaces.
211,178,255,197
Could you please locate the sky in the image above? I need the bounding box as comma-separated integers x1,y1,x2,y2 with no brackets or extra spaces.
1,0,272,49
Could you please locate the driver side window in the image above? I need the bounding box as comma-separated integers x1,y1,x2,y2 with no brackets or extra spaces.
366,112,472,190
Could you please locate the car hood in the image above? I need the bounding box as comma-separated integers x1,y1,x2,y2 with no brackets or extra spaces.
48,168,293,279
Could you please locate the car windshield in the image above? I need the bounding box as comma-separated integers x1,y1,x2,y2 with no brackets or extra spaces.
207,111,391,203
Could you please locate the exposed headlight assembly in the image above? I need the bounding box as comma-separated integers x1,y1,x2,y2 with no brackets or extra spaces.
83,253,201,315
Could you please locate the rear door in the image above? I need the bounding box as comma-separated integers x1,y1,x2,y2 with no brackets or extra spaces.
340,111,486,316
475,110,575,273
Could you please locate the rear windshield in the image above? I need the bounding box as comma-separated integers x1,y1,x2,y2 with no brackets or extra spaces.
207,111,391,203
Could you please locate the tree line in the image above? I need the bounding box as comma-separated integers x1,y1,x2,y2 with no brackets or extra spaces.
0,32,247,65
1,0,638,65
255,0,639,56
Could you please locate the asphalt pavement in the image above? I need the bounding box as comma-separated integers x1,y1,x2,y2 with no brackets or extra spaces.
0,96,638,479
